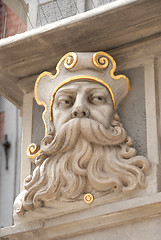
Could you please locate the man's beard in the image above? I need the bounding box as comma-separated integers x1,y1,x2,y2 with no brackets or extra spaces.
16,114,150,214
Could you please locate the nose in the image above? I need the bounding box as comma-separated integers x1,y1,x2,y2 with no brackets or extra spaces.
72,106,89,118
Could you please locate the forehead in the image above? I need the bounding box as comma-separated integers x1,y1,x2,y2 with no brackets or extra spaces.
56,80,109,93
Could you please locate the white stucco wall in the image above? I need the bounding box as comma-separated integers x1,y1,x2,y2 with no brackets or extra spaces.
0,96,22,228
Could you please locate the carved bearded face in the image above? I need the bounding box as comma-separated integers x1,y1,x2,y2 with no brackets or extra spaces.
15,82,150,215
14,53,150,217
53,81,114,132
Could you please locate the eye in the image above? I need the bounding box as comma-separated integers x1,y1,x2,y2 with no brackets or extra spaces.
58,96,73,108
97,96,103,101
89,95,106,104
62,99,70,104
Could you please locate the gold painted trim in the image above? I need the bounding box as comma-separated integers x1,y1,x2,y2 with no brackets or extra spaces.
34,52,78,136
35,71,52,136
29,52,78,160
49,75,116,121
84,193,94,204
27,143,41,159
93,52,130,91
92,52,109,69
33,51,130,160
64,52,78,69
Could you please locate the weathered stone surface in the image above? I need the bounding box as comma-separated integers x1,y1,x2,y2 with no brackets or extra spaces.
13,52,150,225
0,0,161,107
1,0,160,239
1,193,161,240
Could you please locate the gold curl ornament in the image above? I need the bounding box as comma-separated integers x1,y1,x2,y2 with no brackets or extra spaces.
64,52,78,69
92,52,109,69
27,143,41,159
84,193,94,204
93,51,130,91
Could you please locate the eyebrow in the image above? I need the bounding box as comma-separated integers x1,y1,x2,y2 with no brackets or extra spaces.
57,87,108,95
56,89,77,95
85,88,108,94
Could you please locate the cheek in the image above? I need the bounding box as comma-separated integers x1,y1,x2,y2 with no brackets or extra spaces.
90,106,114,128
53,109,72,131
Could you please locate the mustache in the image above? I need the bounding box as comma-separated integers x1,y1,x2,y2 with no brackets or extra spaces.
41,117,127,155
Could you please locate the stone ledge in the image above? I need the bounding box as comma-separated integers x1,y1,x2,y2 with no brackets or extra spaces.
1,192,161,240
0,0,161,107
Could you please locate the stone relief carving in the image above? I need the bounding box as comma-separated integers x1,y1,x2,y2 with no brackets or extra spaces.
14,51,150,216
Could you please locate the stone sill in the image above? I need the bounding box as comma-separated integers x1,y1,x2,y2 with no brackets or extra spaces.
0,0,161,107
1,192,161,240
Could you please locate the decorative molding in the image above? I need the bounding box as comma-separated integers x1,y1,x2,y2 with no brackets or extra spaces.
3,193,161,239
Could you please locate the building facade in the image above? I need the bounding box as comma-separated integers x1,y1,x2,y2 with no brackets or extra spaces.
1,0,161,239
0,0,26,227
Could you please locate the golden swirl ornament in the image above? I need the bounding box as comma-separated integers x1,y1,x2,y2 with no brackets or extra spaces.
84,193,94,204
64,52,78,69
92,52,109,69
27,143,41,159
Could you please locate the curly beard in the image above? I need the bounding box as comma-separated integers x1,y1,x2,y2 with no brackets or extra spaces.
16,114,150,214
